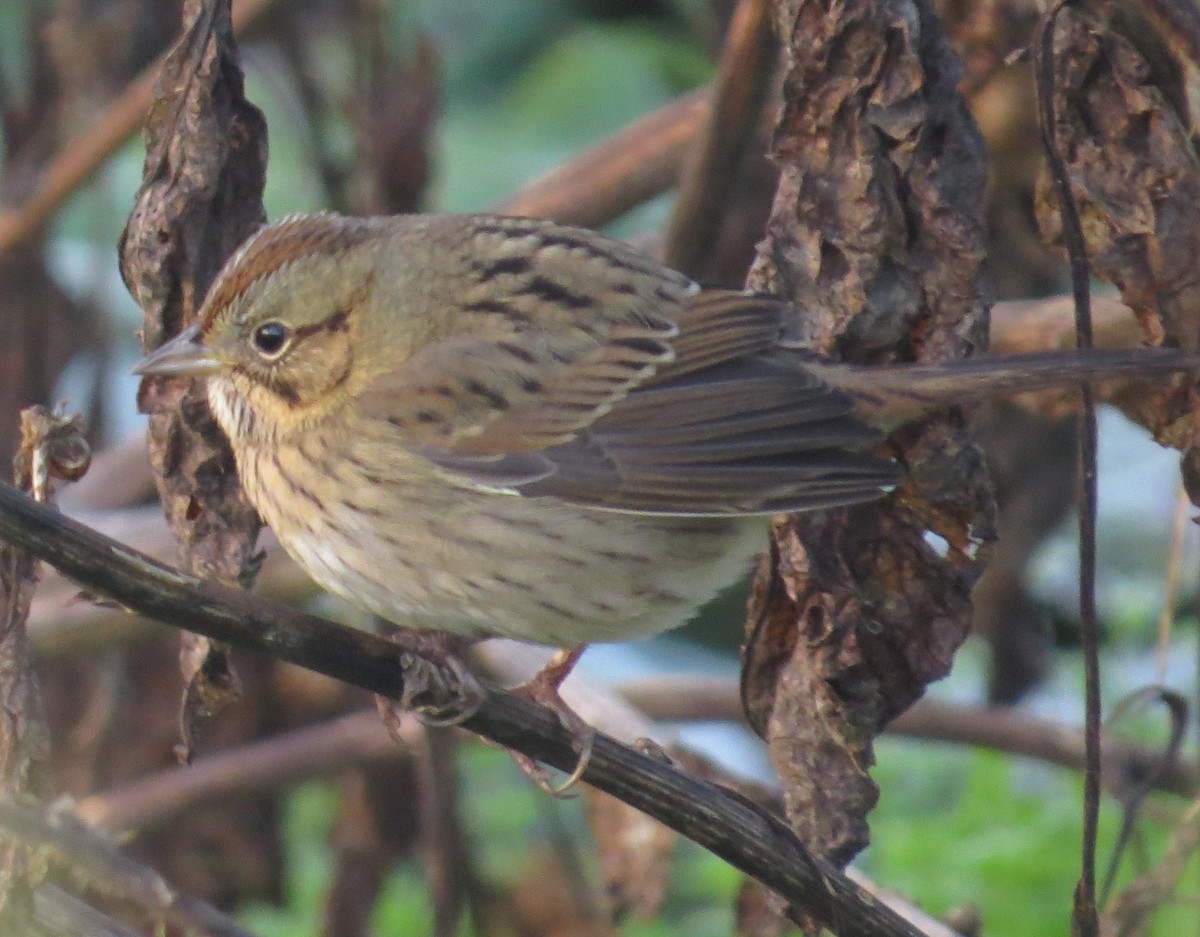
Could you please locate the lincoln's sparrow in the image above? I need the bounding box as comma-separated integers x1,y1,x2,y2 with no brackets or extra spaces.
134,211,1194,780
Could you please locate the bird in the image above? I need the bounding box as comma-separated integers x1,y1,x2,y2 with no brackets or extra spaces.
133,210,1196,789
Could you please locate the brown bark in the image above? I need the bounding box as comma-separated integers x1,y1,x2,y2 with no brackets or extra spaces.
745,0,992,866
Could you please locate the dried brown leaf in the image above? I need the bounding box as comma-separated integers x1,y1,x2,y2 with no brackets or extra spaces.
109,0,281,901
176,634,241,764
1035,6,1200,453
745,0,991,865
119,0,266,753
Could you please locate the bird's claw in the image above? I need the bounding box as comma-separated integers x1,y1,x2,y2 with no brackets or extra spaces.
375,631,485,737
510,729,594,798
509,647,595,795
396,649,486,725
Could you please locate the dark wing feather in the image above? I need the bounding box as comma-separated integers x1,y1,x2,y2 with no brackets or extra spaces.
520,354,897,515
408,289,898,515
644,291,786,380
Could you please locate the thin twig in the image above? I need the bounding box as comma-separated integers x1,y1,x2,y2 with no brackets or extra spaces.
0,480,927,937
415,727,478,937
273,13,352,211
1034,5,1101,933
1099,688,1189,903
33,884,144,937
893,698,1196,800
0,406,89,930
661,0,776,279
1101,792,1200,936
75,710,408,833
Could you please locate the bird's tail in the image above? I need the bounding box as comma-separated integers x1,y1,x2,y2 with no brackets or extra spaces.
807,347,1199,428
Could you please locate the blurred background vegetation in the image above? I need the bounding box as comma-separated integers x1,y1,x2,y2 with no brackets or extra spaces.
2,1,1199,935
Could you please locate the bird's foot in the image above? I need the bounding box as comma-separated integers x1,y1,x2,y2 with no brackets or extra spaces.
510,647,595,797
376,629,485,734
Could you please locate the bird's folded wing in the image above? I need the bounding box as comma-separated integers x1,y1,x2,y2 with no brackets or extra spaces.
523,356,898,514
362,289,899,514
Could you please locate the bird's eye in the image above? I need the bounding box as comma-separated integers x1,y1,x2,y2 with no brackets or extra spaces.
252,322,292,359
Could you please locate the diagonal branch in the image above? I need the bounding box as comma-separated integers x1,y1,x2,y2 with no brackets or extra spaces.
0,479,931,937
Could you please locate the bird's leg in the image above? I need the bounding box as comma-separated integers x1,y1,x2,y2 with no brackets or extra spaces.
377,628,486,732
509,646,595,797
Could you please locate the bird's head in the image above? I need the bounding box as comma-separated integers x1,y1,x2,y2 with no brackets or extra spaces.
133,213,393,442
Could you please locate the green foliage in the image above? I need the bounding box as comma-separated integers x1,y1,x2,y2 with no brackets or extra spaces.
245,737,1200,937
434,20,709,212
236,744,744,937
870,742,1193,936
237,784,338,937
410,0,574,101
371,872,442,937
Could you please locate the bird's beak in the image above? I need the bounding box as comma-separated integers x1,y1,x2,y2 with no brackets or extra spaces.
132,325,223,377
